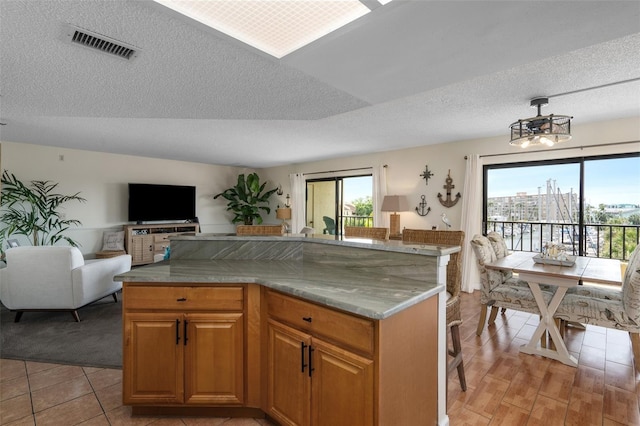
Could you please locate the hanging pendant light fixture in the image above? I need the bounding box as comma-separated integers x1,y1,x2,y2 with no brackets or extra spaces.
509,97,572,148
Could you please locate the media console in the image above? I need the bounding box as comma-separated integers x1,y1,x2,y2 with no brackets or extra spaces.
123,223,199,266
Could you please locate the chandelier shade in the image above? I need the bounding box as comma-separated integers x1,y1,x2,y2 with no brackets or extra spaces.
509,98,572,148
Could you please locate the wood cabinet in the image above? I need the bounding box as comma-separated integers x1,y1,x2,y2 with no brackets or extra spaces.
121,282,439,424
265,290,375,426
123,284,244,406
124,223,199,265
267,320,373,426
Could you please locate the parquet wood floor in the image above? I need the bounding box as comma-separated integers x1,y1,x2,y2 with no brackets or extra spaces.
1,291,638,425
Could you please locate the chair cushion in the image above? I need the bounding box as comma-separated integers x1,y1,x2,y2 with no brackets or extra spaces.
558,294,640,332
566,283,622,301
622,245,640,323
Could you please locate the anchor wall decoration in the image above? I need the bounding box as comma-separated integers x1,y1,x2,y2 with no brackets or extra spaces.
437,170,461,208
415,195,431,216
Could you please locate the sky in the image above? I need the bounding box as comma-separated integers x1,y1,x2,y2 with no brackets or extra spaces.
487,156,640,206
343,176,372,204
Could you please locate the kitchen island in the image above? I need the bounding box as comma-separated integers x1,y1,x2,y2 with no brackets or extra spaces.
116,234,457,426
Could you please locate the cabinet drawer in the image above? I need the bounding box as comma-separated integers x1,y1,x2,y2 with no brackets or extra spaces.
266,290,374,355
125,285,244,311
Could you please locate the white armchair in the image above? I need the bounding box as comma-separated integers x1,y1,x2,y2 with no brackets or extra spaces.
0,246,131,322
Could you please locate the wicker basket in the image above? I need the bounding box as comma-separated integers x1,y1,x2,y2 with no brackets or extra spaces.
236,224,284,236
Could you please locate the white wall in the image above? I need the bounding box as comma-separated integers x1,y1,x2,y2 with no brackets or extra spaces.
0,141,254,255
259,117,640,232
2,116,638,253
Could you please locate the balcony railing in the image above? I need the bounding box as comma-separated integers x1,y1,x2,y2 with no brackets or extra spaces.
487,221,640,261
341,215,374,228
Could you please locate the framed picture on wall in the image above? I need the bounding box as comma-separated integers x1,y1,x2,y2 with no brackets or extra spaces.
7,239,19,248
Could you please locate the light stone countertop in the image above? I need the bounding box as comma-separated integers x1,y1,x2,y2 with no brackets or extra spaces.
117,234,458,319
117,259,443,320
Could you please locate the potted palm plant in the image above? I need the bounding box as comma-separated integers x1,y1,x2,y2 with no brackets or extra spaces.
0,170,86,256
214,173,278,225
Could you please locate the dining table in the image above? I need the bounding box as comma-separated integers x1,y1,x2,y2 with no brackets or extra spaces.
485,251,622,367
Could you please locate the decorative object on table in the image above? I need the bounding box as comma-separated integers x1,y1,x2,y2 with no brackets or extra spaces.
437,170,461,208
415,195,431,216
441,213,452,228
0,170,86,259
534,242,575,266
420,164,434,185
381,195,410,238
213,172,278,225
299,226,315,236
509,97,572,148
276,184,284,196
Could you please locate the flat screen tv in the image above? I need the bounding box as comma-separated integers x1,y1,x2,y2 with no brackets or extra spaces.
128,183,196,223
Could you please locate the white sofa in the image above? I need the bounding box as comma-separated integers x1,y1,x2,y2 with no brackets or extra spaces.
0,246,132,322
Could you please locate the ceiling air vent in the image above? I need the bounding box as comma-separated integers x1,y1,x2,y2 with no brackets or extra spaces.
63,24,140,61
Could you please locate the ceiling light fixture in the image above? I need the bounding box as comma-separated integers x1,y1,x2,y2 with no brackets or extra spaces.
154,0,379,59
509,97,572,148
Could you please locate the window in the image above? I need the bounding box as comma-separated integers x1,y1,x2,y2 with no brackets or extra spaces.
484,153,639,260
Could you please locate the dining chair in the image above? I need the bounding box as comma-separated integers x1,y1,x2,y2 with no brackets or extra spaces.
403,229,466,391
344,226,389,240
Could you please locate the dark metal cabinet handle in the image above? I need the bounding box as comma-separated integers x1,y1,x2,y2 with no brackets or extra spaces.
308,345,315,377
177,298,187,302
183,320,188,345
301,342,308,373
302,317,312,323
175,319,180,344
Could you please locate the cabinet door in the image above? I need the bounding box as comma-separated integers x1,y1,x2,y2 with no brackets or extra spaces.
267,320,311,426
123,313,184,404
311,339,374,426
131,234,154,264
184,313,244,405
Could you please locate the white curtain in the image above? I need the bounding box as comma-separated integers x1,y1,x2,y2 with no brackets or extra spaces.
372,164,388,227
460,154,483,293
289,173,307,234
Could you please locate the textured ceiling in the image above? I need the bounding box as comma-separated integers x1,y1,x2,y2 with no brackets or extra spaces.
1,0,639,168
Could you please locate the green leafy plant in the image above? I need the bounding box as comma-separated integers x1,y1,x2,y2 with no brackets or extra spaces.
214,173,278,225
0,170,86,253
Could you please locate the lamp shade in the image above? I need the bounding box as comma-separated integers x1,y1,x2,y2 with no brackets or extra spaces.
276,208,292,220
381,195,410,212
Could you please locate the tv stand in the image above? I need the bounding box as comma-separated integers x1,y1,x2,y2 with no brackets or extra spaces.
124,223,200,266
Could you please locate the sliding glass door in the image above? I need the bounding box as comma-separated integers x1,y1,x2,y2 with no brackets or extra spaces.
306,175,372,236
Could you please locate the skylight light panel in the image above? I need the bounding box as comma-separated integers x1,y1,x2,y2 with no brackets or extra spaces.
155,0,372,58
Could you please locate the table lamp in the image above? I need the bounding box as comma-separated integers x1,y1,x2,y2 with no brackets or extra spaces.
276,207,292,233
381,195,409,238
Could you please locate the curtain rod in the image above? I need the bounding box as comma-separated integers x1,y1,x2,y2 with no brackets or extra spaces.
464,140,639,159
303,166,375,176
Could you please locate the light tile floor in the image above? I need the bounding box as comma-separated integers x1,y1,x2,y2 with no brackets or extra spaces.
1,291,639,425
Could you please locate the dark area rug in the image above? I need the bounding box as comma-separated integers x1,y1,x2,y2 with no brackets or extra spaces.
0,295,122,369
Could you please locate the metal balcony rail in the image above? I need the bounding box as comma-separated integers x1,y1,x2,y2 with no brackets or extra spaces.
487,221,640,261
341,215,374,228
